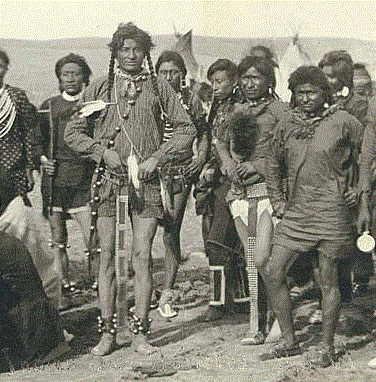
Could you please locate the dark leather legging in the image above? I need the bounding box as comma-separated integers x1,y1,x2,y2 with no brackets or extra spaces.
206,181,243,266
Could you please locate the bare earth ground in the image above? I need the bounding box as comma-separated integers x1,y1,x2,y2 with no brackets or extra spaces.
2,177,376,382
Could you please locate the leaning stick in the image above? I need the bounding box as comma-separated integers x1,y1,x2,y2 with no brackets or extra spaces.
39,101,55,215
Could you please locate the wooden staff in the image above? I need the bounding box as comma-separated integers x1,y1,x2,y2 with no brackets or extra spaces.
47,100,54,215
39,100,55,215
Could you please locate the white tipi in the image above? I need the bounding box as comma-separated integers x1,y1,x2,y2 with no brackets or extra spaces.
275,33,311,102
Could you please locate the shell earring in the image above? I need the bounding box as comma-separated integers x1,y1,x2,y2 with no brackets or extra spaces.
341,86,349,97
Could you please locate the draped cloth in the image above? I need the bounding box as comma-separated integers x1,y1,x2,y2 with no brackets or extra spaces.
0,231,65,372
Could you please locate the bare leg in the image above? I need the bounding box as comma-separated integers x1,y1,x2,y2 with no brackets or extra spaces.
91,216,116,356
131,214,158,354
254,209,274,275
96,217,116,318
318,253,340,349
72,207,100,284
254,209,274,335
71,207,90,247
162,184,191,290
233,217,248,250
264,244,299,347
49,211,68,282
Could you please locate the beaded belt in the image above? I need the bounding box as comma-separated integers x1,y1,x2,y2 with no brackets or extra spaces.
246,182,268,199
102,168,128,187
160,163,187,180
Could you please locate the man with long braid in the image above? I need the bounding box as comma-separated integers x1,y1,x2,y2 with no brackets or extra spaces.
65,23,195,356
155,50,208,318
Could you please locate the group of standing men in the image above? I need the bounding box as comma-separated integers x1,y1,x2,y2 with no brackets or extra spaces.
0,21,375,370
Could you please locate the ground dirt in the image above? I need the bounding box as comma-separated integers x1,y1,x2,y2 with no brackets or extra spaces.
3,254,376,382
3,177,376,382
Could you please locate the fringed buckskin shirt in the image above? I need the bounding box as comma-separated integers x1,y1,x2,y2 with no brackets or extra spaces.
64,75,195,167
266,107,363,242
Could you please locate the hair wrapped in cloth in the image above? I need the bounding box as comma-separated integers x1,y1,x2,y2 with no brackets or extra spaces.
318,50,354,89
55,53,92,87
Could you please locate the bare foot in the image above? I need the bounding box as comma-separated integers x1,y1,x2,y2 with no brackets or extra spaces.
116,330,131,346
131,334,158,355
91,333,115,356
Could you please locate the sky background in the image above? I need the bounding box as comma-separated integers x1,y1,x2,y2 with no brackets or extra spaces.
0,0,375,41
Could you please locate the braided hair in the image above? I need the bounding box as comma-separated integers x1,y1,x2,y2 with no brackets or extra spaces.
107,22,155,102
107,50,116,102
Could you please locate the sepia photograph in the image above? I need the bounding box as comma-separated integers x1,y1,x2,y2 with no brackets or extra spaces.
0,1,375,380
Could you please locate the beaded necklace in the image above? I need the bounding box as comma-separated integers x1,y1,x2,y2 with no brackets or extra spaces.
246,95,271,107
113,71,149,161
0,86,16,139
293,104,338,139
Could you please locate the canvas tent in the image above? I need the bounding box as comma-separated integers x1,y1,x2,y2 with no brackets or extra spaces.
171,29,206,83
275,34,311,102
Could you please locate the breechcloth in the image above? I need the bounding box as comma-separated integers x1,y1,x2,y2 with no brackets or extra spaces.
115,186,130,331
229,182,274,334
206,181,245,306
206,182,243,266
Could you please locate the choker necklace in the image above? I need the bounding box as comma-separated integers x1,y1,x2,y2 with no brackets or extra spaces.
115,68,148,98
62,91,82,102
247,95,271,107
293,104,338,139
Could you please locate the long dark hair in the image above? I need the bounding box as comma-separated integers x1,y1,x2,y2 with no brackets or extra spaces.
106,22,156,101
0,49,9,66
238,56,277,95
155,50,187,77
